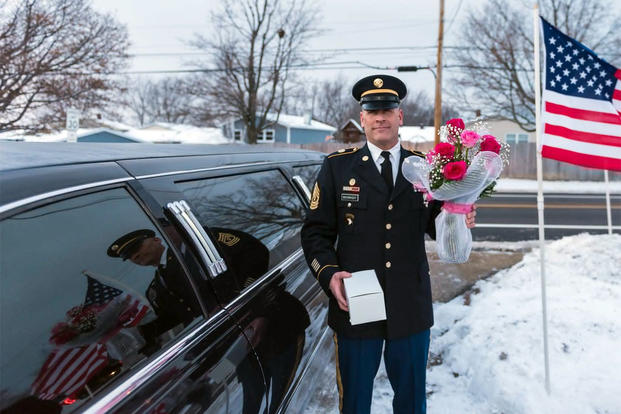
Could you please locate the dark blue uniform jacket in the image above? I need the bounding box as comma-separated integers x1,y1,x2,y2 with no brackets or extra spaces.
301,144,442,339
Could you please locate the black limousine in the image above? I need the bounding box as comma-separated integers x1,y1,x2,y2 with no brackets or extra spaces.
0,142,331,413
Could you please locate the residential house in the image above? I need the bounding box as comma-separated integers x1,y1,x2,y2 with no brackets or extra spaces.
222,113,336,144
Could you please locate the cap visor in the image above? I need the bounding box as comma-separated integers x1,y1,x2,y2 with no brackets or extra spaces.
361,101,399,110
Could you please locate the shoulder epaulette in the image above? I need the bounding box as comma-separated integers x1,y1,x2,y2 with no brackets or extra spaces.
327,147,359,158
406,149,426,159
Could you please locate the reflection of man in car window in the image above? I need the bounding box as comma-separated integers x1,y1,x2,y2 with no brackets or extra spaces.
209,227,310,414
107,229,200,352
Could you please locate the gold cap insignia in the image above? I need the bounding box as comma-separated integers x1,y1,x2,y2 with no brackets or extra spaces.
310,182,320,210
349,178,356,186
373,78,383,88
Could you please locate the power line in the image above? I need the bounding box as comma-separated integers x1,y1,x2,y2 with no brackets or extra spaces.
34,63,537,77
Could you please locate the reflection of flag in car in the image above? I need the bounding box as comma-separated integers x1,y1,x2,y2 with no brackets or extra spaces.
31,343,108,400
84,275,149,328
540,17,621,171
31,275,150,400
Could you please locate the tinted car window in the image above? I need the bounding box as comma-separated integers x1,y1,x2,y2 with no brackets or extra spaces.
0,188,204,412
176,170,305,291
293,164,321,191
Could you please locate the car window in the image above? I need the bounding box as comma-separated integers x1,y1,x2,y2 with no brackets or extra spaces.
0,188,204,412
175,170,306,300
293,164,321,191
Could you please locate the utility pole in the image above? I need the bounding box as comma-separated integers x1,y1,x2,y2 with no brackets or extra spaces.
434,0,445,145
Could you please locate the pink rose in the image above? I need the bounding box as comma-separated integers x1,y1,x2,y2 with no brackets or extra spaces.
446,118,465,142
443,161,467,180
433,142,456,159
480,135,501,153
460,130,480,148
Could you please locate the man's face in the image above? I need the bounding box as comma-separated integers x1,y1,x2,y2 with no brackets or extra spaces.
360,108,403,149
129,237,164,267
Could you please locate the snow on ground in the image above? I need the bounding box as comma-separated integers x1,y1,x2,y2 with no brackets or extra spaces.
306,234,621,413
496,178,621,194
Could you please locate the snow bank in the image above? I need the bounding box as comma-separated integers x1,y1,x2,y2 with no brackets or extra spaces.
427,233,621,413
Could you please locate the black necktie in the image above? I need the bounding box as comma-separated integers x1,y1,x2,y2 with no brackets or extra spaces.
381,151,393,193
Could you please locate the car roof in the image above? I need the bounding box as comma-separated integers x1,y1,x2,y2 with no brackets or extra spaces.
0,142,323,172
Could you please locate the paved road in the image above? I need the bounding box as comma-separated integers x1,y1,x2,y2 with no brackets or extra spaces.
472,192,621,241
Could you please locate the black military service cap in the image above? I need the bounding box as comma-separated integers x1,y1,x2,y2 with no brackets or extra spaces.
352,74,407,110
107,229,155,260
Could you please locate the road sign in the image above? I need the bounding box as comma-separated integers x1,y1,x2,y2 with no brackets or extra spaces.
66,109,80,132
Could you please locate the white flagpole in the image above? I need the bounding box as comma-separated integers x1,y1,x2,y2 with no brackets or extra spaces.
533,4,551,394
604,170,613,235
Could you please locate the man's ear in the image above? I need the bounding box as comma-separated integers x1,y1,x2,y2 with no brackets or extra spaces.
359,111,365,128
398,109,404,126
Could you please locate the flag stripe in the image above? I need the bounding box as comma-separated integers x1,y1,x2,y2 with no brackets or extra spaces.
614,90,621,100
545,101,621,125
542,133,621,159
543,112,621,136
544,124,621,147
544,90,620,114
542,145,621,171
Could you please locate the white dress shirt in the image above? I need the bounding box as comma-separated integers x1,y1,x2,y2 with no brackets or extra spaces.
367,140,401,185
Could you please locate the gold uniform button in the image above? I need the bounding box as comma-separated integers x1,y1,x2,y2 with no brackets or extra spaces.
349,178,356,186
385,261,391,268
362,155,369,161
388,204,393,211
386,223,392,230
385,242,391,249
347,202,352,207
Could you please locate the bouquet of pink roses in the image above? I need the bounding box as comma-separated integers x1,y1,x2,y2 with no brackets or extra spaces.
402,118,509,263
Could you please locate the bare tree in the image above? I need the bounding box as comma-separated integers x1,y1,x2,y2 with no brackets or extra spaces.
125,77,196,126
188,0,320,143
449,0,621,131
400,90,459,126
0,0,129,130
306,77,458,130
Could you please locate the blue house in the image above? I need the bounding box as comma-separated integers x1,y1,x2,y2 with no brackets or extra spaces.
76,128,141,143
222,113,336,144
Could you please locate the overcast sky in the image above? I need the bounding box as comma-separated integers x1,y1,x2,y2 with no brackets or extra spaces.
88,0,619,102
90,0,481,98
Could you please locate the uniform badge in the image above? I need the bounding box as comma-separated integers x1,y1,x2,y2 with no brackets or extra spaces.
345,213,355,225
310,182,320,210
349,178,356,186
342,186,360,193
341,193,359,202
373,78,383,88
218,232,240,247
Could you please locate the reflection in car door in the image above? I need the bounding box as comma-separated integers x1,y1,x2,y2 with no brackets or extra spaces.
173,167,329,413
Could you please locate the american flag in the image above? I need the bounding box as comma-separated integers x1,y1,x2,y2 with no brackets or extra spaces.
540,17,621,171
31,276,150,400
31,343,108,400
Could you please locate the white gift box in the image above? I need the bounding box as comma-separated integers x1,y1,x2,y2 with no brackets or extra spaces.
343,269,387,325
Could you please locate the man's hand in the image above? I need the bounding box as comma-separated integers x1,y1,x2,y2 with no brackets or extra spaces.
329,271,352,311
465,204,477,228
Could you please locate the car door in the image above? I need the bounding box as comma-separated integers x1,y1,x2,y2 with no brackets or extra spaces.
170,165,330,414
0,164,263,414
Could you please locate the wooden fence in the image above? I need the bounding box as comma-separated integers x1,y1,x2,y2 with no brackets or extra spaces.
269,141,620,181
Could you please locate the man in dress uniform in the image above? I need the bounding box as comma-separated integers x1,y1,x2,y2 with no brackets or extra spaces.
301,74,476,414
